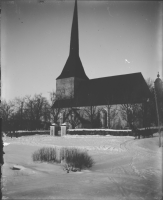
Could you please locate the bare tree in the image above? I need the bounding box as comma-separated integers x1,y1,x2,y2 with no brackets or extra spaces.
134,78,159,128
102,94,119,128
83,106,101,128
63,108,82,129
60,89,83,128
120,103,141,128
12,97,27,130
0,100,15,132
49,91,64,124
23,94,49,130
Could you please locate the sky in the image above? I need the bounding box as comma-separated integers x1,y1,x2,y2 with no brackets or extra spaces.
1,0,163,102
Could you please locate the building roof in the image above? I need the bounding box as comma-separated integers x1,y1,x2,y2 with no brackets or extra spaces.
56,0,88,80
56,55,89,80
53,72,150,108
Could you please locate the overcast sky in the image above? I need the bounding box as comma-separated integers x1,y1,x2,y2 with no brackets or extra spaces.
1,0,163,101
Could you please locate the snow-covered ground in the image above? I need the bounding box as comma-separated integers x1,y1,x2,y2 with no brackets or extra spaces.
2,133,163,200
3,143,10,146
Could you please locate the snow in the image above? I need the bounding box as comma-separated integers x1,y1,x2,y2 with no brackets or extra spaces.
3,143,10,146
2,133,162,200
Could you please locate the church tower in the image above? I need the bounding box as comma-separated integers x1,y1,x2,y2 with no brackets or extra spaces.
56,0,89,99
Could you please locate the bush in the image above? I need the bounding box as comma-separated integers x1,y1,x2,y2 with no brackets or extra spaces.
61,148,94,170
32,147,57,163
32,147,94,170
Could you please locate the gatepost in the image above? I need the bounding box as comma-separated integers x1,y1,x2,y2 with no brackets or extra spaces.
50,123,58,136
61,122,67,136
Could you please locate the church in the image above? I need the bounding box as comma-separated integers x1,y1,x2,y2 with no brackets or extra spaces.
53,0,150,128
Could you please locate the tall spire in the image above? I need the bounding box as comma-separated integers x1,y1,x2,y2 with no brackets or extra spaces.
56,0,88,80
70,0,79,55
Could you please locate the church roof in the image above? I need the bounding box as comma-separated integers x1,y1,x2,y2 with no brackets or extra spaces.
53,72,150,108
56,55,89,80
56,0,88,80
87,72,149,105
